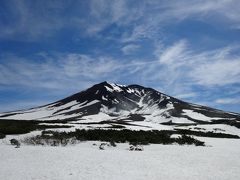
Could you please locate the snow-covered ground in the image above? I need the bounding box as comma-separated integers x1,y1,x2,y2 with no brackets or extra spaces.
0,137,239,180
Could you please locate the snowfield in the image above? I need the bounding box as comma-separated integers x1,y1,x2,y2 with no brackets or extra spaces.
0,138,240,180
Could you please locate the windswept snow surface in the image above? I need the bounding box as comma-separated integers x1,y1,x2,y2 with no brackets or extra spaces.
0,100,100,121
0,138,240,180
182,109,213,121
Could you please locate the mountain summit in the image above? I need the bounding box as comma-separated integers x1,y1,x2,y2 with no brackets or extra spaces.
0,82,239,133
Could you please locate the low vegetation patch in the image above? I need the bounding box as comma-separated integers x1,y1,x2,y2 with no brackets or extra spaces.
23,131,77,146
0,133,5,139
22,129,205,146
212,120,240,129
175,129,240,139
10,139,21,148
0,120,72,136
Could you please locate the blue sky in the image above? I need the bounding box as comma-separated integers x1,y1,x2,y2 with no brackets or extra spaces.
0,0,240,113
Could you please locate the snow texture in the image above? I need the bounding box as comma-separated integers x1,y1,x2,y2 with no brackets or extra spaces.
182,109,213,121
0,138,240,180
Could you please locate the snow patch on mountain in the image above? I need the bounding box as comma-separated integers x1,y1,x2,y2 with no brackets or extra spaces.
183,109,214,121
109,83,123,92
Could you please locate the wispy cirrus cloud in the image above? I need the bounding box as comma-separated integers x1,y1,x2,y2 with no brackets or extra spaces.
1,0,240,41
0,100,52,113
175,92,197,99
0,40,240,111
2,39,238,94
192,56,240,86
121,44,140,55
216,98,240,105
0,53,120,91
159,40,189,67
132,40,240,108
155,40,240,87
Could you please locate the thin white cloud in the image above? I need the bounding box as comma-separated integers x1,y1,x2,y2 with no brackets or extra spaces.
129,40,240,104
121,44,140,55
216,98,240,104
159,40,189,66
119,0,240,43
0,53,121,91
0,1,67,40
155,41,240,87
2,40,237,94
61,54,119,78
175,93,197,99
1,0,240,41
0,100,53,113
156,0,240,26
0,43,240,112
192,58,240,86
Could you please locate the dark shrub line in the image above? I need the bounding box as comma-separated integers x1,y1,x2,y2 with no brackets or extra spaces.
174,129,240,139
0,133,5,139
26,129,205,146
0,120,72,135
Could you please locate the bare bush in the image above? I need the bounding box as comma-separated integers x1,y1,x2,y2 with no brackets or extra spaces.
10,139,21,148
129,145,143,151
22,135,77,146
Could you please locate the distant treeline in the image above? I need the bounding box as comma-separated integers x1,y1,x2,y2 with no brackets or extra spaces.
0,120,72,138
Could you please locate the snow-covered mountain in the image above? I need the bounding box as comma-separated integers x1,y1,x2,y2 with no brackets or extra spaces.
0,81,239,134
1,82,240,180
